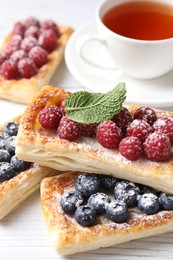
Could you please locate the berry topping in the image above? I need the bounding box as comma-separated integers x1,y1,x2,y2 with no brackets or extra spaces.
127,119,152,142
80,123,97,137
39,105,62,130
3,122,19,136
18,57,37,78
57,117,81,141
100,174,117,190
10,35,23,48
0,133,9,149
106,200,128,223
3,44,19,58
24,25,40,39
60,100,66,115
5,136,16,155
88,192,111,215
159,193,173,211
11,156,31,172
24,17,40,28
144,132,171,161
29,46,48,68
10,50,27,65
119,136,143,161
138,193,160,215
0,162,15,182
140,185,158,195
1,60,18,80
153,117,173,142
112,107,132,134
41,19,59,36
0,53,6,66
74,205,96,227
96,120,122,149
75,173,100,198
12,22,25,36
20,36,37,52
38,29,57,52
60,191,84,214
114,181,140,207
0,149,11,162
134,107,157,126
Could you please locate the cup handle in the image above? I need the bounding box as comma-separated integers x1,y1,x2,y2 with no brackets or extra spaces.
76,34,117,70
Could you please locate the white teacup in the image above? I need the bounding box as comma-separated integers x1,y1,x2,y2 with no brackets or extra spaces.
77,0,173,79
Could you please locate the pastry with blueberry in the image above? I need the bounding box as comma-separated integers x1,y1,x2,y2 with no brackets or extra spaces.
0,17,73,103
16,84,173,194
41,172,173,255
0,117,57,219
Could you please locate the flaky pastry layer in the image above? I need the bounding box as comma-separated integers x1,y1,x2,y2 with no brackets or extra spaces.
0,26,73,104
41,172,173,255
0,116,58,220
16,86,173,194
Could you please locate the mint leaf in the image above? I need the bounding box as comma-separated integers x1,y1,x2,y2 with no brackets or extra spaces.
65,82,126,124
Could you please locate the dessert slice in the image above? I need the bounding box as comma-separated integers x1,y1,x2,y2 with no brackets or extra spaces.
0,17,73,103
41,171,173,255
0,116,58,220
16,85,173,194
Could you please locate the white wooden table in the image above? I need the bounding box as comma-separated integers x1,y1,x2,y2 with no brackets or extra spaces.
0,1,173,259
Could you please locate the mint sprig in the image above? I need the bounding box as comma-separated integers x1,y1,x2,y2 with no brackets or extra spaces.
65,82,126,124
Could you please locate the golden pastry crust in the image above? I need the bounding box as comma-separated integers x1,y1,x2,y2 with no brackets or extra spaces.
16,86,173,194
41,172,173,255
0,116,58,220
0,26,73,104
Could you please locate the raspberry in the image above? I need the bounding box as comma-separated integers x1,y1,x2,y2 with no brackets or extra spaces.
127,119,152,142
3,44,18,59
144,132,171,161
38,29,57,52
24,25,40,39
24,17,40,28
41,19,60,36
112,107,132,134
134,107,157,126
153,117,173,142
10,35,23,49
96,120,122,149
28,46,48,68
12,22,25,36
0,53,6,66
1,60,18,79
39,105,62,130
80,123,97,137
20,36,37,52
57,117,81,141
60,100,66,115
119,137,142,160
18,57,37,78
10,50,27,65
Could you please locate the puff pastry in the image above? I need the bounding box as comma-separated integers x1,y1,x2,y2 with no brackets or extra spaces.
0,116,58,220
41,171,173,255
16,86,173,194
0,26,73,104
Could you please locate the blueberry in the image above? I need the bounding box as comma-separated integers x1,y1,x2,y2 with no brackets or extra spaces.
5,136,16,155
74,205,96,227
60,191,83,214
114,181,140,207
3,122,19,136
0,135,5,149
100,174,117,190
159,193,173,211
138,193,160,215
88,192,111,215
0,162,15,182
0,149,11,162
140,185,158,195
11,156,31,172
106,200,128,223
75,173,100,198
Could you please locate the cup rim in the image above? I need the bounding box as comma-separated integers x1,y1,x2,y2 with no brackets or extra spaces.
96,0,173,44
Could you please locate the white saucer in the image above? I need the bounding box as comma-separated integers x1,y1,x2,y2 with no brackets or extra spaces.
65,20,173,107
